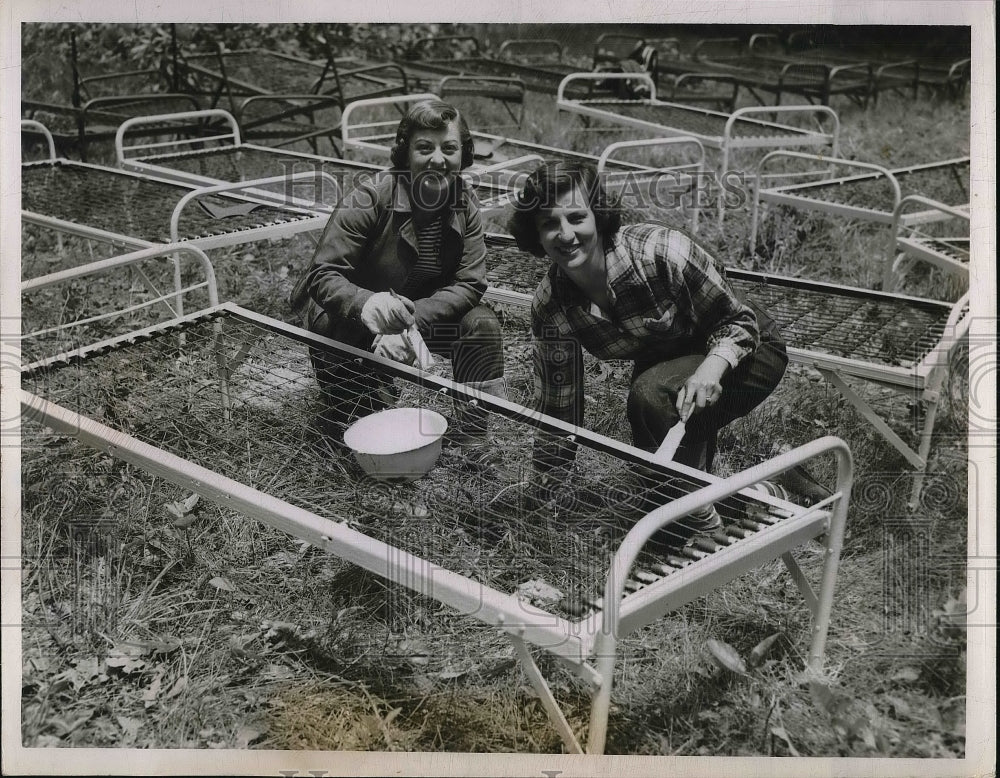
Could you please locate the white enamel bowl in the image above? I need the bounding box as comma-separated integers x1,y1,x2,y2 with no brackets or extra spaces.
343,407,448,481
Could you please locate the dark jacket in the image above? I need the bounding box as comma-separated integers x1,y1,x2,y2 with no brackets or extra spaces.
295,171,487,345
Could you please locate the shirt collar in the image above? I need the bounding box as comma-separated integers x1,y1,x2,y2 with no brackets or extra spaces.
548,237,627,310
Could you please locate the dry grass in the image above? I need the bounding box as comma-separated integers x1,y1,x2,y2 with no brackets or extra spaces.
18,23,972,757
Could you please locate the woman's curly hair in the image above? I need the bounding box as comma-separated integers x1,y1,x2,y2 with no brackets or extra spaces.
389,99,475,171
507,162,623,258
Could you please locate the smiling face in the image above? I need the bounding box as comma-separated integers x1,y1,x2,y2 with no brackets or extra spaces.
534,185,603,275
407,121,463,211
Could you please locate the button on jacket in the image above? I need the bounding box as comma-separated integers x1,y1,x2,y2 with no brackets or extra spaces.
299,171,488,345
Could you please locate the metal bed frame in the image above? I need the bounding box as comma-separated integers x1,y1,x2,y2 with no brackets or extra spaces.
591,32,741,111
182,48,410,103
749,152,971,266
688,36,873,108
176,48,409,146
115,108,384,212
21,243,220,364
887,196,971,291
480,233,968,507
20,95,207,162
396,35,604,99
780,31,971,102
556,72,841,225
750,32,921,105
21,157,332,254
19,293,853,755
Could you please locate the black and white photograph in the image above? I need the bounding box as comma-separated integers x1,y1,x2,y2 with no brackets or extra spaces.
1,1,994,775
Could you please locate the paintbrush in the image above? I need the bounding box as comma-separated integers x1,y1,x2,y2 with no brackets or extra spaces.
653,388,692,464
389,290,434,371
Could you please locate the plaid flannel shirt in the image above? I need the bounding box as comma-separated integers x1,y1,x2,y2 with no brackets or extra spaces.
530,223,759,467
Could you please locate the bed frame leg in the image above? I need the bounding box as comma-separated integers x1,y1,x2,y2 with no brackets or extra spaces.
908,375,946,510
508,634,584,754
807,452,852,673
817,367,925,471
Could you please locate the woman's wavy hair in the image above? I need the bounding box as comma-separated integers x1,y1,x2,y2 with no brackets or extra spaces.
389,99,475,171
508,162,623,258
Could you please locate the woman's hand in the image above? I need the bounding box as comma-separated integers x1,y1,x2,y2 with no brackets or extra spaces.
373,333,417,366
677,354,730,420
361,291,415,335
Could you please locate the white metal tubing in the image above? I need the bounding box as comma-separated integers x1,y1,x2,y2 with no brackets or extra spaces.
886,195,971,290
437,74,526,95
21,212,152,252
597,137,706,233
596,136,706,174
751,150,899,253
817,367,925,469
22,244,219,339
806,438,853,673
721,105,839,228
508,635,584,753
611,497,838,638
556,71,658,104
498,38,564,62
169,171,337,241
21,119,57,161
340,92,439,155
585,436,853,754
725,105,840,150
24,279,209,340
115,109,241,164
477,153,547,175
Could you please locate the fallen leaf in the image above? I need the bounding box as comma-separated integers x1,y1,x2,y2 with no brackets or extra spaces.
50,708,95,736
164,501,187,520
748,633,782,667
434,669,468,681
105,655,146,674
163,675,188,700
235,724,267,748
209,576,236,592
171,512,200,530
116,715,142,741
142,675,163,707
516,578,564,607
706,639,748,676
891,666,921,683
181,493,200,513
884,694,913,719
391,500,429,518
263,663,294,681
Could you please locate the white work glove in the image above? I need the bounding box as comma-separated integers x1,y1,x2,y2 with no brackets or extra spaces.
373,333,417,366
360,291,415,335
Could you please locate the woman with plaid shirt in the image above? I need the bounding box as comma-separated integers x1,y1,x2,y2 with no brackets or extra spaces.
509,162,788,539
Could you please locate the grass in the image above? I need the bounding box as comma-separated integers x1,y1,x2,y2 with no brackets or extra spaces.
18,23,972,757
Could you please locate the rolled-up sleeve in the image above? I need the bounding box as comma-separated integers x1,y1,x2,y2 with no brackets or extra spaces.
673,238,759,369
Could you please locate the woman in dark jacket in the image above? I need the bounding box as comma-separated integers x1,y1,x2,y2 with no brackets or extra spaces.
293,99,506,439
